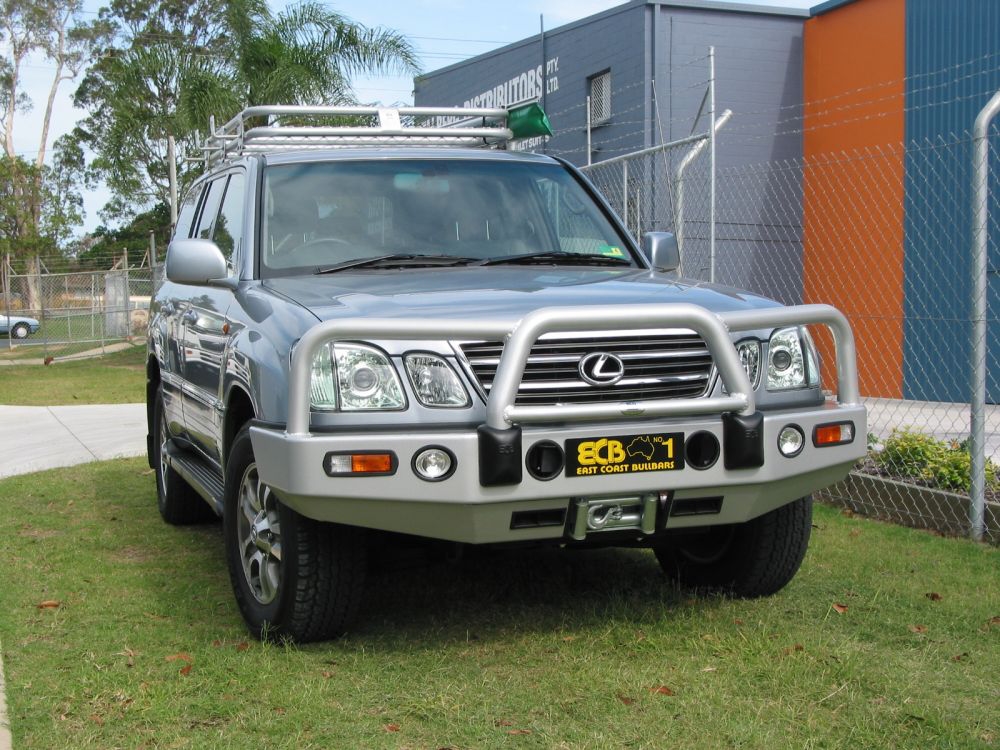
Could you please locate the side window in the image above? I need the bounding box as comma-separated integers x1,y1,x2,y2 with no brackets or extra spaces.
174,186,202,240
195,177,226,239
213,173,245,262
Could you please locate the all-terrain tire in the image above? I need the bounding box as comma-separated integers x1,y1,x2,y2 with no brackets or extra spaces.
153,387,215,524
224,425,367,642
654,495,813,597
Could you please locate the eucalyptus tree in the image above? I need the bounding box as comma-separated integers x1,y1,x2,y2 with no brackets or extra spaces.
0,0,106,305
76,0,418,226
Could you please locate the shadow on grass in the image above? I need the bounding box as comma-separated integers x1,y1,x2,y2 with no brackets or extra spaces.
80,461,724,648
350,542,719,649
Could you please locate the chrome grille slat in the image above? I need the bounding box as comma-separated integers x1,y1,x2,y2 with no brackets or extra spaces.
458,330,714,406
464,348,713,367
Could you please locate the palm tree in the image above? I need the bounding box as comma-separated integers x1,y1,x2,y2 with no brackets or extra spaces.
223,0,419,108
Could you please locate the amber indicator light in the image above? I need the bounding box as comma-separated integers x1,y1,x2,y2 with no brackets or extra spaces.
352,453,393,473
814,423,853,447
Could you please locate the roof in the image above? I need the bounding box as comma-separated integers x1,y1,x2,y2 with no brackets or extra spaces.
416,0,816,82
652,0,810,17
808,0,861,15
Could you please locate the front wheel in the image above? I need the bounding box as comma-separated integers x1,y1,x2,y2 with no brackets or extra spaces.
11,322,29,339
224,426,367,642
654,495,813,597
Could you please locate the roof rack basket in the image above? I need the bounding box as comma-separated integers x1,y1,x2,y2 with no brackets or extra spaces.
199,103,552,166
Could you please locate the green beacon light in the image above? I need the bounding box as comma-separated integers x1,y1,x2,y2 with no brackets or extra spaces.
506,101,554,140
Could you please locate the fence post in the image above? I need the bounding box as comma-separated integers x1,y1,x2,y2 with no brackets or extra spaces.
622,160,629,236
586,96,592,167
970,89,1000,542
708,45,717,284
673,109,732,268
1,254,9,347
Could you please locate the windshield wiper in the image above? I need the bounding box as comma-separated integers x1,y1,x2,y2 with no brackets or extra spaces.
478,251,632,267
314,254,479,274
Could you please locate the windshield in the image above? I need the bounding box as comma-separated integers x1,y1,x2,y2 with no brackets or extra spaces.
259,158,635,277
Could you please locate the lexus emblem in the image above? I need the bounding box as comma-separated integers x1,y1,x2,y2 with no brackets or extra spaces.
578,352,625,386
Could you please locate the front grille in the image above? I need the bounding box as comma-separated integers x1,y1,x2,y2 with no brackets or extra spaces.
458,331,714,406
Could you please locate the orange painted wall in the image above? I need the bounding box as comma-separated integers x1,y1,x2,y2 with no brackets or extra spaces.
803,0,906,398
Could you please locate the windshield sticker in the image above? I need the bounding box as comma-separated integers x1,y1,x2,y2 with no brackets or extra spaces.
600,245,625,258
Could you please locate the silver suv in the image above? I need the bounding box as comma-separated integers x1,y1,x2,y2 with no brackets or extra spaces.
148,105,866,642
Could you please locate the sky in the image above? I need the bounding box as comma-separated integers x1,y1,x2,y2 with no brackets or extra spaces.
8,0,814,234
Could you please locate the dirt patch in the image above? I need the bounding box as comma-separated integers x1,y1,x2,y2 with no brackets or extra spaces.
112,546,154,564
19,525,59,539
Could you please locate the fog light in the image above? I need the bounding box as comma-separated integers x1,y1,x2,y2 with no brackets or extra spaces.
413,447,455,481
778,425,805,457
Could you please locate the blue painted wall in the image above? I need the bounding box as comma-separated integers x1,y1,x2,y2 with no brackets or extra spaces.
902,0,1000,402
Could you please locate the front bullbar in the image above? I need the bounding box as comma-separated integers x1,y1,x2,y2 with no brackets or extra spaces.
284,303,860,435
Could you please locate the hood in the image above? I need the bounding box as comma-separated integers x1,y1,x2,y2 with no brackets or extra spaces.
263,267,782,324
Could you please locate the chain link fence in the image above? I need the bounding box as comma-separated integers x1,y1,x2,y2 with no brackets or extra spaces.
583,124,1000,544
1,261,163,360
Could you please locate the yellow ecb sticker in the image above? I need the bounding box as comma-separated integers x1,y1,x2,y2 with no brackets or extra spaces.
566,432,684,476
600,245,625,257
577,438,626,465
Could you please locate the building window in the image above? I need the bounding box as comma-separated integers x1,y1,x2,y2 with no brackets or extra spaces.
589,71,611,126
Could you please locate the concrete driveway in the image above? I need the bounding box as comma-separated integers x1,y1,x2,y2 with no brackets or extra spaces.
0,403,147,479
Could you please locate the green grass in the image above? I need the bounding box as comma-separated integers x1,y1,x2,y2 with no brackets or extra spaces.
0,345,146,405
1,459,997,749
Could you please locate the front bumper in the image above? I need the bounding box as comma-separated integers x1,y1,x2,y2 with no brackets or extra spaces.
252,302,866,544
251,401,866,544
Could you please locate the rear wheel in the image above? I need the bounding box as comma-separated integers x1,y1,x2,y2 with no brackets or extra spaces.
654,496,813,597
224,426,367,642
152,387,214,524
11,322,29,339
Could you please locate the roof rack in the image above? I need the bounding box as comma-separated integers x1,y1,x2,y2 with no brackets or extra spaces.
198,103,552,166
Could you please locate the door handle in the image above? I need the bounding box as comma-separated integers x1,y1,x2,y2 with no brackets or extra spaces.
161,302,175,316
183,309,200,325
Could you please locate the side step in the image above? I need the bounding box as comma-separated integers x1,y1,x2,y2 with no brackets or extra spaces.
165,441,225,515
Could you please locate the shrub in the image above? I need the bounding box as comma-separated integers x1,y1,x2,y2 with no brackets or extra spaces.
875,428,945,476
875,428,999,492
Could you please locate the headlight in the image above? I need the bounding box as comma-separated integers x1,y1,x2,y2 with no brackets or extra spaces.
309,343,405,411
736,340,761,388
723,340,761,394
404,353,470,407
310,346,338,410
766,327,820,391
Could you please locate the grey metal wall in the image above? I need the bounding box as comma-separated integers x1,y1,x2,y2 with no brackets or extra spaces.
413,3,648,163
654,6,805,301
413,0,806,302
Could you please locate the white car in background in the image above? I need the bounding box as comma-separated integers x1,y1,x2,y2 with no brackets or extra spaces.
0,314,40,339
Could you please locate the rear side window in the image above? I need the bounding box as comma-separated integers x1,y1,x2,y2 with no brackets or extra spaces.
174,186,202,239
195,177,226,239
213,173,245,261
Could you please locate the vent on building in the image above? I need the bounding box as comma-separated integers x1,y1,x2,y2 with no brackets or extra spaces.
589,71,611,126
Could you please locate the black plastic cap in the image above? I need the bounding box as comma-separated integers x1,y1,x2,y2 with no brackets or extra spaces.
478,424,523,486
722,411,765,470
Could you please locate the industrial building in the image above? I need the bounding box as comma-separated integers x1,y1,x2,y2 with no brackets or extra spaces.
414,0,1000,403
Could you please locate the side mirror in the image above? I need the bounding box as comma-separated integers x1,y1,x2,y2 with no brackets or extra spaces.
165,239,235,288
641,232,680,273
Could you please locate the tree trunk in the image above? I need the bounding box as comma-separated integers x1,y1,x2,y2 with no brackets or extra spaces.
24,255,41,315
168,135,178,228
